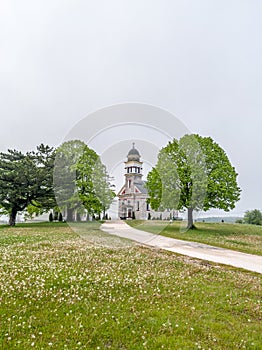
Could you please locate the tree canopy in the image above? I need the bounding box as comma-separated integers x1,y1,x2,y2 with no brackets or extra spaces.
0,140,114,225
53,140,87,221
0,144,56,226
53,140,115,221
146,134,241,229
243,209,262,225
77,154,115,218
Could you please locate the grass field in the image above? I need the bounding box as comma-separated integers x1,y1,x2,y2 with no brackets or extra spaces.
0,222,261,349
126,221,262,256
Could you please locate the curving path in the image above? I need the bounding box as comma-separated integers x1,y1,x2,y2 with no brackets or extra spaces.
101,220,262,274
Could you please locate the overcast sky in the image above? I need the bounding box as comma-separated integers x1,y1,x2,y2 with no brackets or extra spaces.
1,1,261,217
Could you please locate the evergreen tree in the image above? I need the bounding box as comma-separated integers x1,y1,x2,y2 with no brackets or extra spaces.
0,144,56,226
58,212,63,222
49,212,54,222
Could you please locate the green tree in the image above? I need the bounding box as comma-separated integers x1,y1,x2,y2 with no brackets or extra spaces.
0,144,56,226
54,140,115,220
243,209,262,225
91,159,115,218
77,148,115,217
75,146,102,216
24,202,45,220
53,140,87,221
146,134,241,229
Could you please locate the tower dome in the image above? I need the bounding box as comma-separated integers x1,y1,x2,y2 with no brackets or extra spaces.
127,143,140,161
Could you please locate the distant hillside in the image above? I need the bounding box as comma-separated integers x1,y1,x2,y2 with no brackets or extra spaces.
195,216,242,223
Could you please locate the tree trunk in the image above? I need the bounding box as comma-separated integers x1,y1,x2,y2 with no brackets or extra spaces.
9,208,17,226
187,207,196,229
67,207,74,222
76,212,81,222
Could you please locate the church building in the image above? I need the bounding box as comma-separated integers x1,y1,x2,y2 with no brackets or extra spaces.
118,144,173,220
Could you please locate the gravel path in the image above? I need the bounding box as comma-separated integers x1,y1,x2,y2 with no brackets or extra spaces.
101,220,262,274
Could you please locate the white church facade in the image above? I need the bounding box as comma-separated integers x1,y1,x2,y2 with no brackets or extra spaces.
118,144,176,220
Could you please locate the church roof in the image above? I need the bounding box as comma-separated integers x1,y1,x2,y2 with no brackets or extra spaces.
134,181,148,195
117,181,148,196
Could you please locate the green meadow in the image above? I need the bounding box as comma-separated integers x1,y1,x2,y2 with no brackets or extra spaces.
0,222,261,349
127,221,262,256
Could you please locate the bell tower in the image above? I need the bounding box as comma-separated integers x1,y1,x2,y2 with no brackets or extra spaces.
124,143,143,194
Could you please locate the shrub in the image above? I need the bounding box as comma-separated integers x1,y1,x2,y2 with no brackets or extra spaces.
49,212,53,222
243,209,262,225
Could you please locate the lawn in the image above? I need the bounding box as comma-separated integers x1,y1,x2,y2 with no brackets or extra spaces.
0,222,261,349
127,220,262,256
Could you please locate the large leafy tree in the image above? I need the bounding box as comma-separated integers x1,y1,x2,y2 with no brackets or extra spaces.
77,148,115,218
53,140,87,221
75,146,103,217
146,134,241,229
0,144,56,226
85,158,115,218
54,140,115,221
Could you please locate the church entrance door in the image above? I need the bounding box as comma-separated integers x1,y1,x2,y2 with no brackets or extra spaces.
127,209,132,218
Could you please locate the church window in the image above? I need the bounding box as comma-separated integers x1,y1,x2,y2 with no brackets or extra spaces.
146,203,150,211
137,201,140,211
128,179,131,188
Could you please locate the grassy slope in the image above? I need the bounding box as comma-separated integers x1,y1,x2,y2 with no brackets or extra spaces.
127,220,262,256
0,222,261,349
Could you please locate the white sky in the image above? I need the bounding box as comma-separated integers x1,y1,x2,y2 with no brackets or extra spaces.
1,0,262,217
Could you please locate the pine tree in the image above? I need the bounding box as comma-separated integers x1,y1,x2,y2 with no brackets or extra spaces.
0,145,56,226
